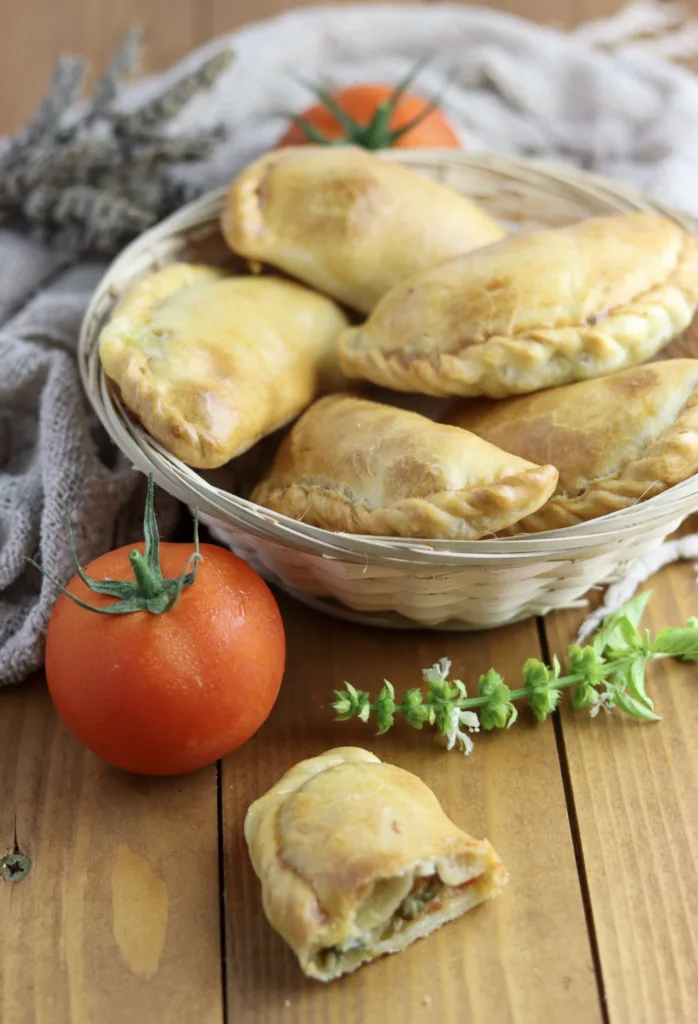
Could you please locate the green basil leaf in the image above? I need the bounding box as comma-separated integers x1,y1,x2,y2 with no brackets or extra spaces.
572,682,598,710
652,627,698,661
619,591,653,629
610,685,661,722
625,656,654,711
592,592,652,654
618,616,642,650
333,691,353,717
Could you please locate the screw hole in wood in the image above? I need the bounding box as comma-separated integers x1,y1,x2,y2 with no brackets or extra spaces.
1,853,31,883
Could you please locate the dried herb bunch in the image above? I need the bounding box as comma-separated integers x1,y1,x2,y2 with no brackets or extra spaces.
0,30,234,257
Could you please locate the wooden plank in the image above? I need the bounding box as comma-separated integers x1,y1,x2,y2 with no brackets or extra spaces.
0,0,203,133
0,677,224,1024
209,0,425,38
210,0,617,35
221,594,603,1024
0,4,222,1021
545,559,698,1024
443,0,584,26
447,0,692,32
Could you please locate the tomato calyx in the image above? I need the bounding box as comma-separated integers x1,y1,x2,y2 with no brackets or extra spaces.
27,474,202,616
291,59,449,150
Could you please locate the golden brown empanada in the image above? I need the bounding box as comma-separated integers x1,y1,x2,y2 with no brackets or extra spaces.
339,213,698,396
221,146,506,315
245,747,508,982
98,263,349,469
251,393,558,539
444,359,698,532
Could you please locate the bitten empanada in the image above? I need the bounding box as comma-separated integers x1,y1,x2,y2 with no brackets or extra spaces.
244,747,508,982
221,146,505,315
445,359,698,532
339,213,698,396
98,263,349,469
251,393,558,539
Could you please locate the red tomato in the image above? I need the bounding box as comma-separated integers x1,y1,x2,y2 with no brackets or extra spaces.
277,84,460,150
45,541,285,776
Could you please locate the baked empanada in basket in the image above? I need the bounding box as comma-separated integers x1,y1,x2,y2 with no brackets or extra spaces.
251,393,558,539
244,747,508,982
445,359,698,532
98,263,349,469
221,146,505,315
339,213,698,396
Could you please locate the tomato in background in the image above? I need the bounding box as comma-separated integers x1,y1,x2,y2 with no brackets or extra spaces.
277,78,461,151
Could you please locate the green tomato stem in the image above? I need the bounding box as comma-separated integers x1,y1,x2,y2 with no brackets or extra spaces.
27,474,201,616
292,59,442,150
129,548,165,599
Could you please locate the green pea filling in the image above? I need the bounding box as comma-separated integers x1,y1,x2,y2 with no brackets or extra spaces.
396,875,444,921
317,874,452,970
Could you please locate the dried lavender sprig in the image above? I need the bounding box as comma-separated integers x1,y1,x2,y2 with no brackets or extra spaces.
115,49,234,137
0,129,222,210
25,185,154,253
0,56,87,171
0,139,122,204
87,27,143,121
0,32,235,257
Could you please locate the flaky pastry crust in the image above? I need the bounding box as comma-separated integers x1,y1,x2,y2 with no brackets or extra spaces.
221,146,506,314
244,747,508,981
339,213,698,396
251,394,558,539
98,263,349,469
445,359,698,532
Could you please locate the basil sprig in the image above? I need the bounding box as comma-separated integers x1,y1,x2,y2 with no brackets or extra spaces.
333,593,697,754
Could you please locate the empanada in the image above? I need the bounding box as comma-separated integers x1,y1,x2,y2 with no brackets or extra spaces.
244,747,508,982
444,359,698,532
339,213,698,396
221,146,506,315
98,263,349,469
251,393,558,539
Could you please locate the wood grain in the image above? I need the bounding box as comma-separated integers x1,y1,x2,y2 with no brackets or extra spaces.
209,0,424,38
0,678,224,1024
221,594,602,1024
2,1,698,1023
0,0,205,134
545,562,698,1024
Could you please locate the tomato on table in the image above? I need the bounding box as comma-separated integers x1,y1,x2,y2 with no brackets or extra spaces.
40,477,285,776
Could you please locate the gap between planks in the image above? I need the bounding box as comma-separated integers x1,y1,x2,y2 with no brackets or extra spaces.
536,615,610,1024
216,759,230,1024
541,538,698,1024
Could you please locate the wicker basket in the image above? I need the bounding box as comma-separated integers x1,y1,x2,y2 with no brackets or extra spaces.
78,150,698,631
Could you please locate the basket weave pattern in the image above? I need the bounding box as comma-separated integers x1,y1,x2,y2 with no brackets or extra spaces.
78,151,698,630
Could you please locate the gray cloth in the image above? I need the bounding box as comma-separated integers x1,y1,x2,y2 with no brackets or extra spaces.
3,1,698,686
0,252,178,684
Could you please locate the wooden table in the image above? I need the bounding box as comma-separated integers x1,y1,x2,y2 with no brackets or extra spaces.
2,3,697,1023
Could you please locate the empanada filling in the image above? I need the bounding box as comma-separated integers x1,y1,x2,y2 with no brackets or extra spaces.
317,872,482,970
395,874,444,922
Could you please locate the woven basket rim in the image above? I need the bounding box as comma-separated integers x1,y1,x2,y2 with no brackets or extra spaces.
78,149,698,569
